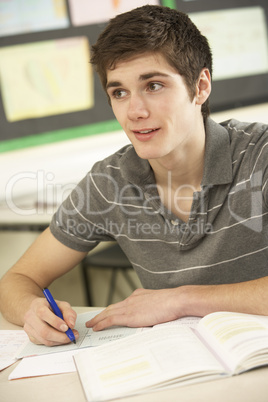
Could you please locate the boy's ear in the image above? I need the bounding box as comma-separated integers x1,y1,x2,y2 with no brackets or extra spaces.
195,68,211,105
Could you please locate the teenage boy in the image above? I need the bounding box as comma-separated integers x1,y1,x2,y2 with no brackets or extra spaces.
0,5,268,346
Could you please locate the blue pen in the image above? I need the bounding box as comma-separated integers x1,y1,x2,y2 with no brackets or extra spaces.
43,288,76,344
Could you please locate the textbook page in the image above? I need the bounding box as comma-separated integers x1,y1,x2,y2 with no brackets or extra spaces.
74,326,227,402
196,312,268,374
17,310,140,358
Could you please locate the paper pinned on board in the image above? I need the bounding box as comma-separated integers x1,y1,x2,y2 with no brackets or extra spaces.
0,37,93,122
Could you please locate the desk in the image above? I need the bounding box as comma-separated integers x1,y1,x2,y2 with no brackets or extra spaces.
0,198,52,232
1,308,268,402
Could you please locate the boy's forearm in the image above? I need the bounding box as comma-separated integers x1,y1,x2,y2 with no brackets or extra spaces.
0,270,43,326
0,228,87,327
179,276,268,318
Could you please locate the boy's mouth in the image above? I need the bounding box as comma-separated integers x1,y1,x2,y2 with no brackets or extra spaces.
132,128,159,141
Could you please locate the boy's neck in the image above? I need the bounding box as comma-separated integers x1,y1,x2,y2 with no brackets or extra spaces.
149,126,206,190
148,124,206,223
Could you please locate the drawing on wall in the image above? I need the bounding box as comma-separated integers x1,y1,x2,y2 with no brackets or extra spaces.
190,7,268,81
0,0,69,37
68,0,160,26
0,37,94,122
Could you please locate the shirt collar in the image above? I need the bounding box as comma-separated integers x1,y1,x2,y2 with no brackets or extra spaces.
202,117,233,186
120,146,155,188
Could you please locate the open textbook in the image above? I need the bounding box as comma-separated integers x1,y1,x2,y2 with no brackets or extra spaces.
74,311,268,402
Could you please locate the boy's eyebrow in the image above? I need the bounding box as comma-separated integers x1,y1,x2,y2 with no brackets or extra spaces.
139,72,169,81
106,81,122,90
106,72,170,90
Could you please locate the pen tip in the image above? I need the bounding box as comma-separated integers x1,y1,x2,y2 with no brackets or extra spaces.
73,340,76,344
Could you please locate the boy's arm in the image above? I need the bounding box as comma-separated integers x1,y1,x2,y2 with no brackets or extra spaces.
86,276,268,331
0,227,87,345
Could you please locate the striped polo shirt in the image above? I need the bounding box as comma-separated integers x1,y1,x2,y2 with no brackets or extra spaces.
50,118,268,289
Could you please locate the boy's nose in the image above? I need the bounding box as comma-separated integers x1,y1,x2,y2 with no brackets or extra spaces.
127,95,150,120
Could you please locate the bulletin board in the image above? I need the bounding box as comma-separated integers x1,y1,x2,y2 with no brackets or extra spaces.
0,0,268,152
175,0,268,112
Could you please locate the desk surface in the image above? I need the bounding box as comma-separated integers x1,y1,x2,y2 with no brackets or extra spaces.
1,307,268,402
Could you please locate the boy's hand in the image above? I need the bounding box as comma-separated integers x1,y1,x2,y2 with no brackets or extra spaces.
23,297,79,346
86,288,181,331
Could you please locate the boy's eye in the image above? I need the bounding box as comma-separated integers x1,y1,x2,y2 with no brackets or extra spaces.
148,82,163,91
112,89,127,99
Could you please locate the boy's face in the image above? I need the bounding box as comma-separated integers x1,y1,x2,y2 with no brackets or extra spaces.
106,52,205,162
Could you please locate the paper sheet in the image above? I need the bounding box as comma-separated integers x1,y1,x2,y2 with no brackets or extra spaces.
17,310,140,358
0,330,28,371
17,312,201,359
0,37,93,122
68,0,159,26
0,0,69,37
153,316,201,329
190,6,268,81
8,350,80,380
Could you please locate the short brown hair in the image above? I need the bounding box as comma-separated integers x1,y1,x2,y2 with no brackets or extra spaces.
91,5,213,119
